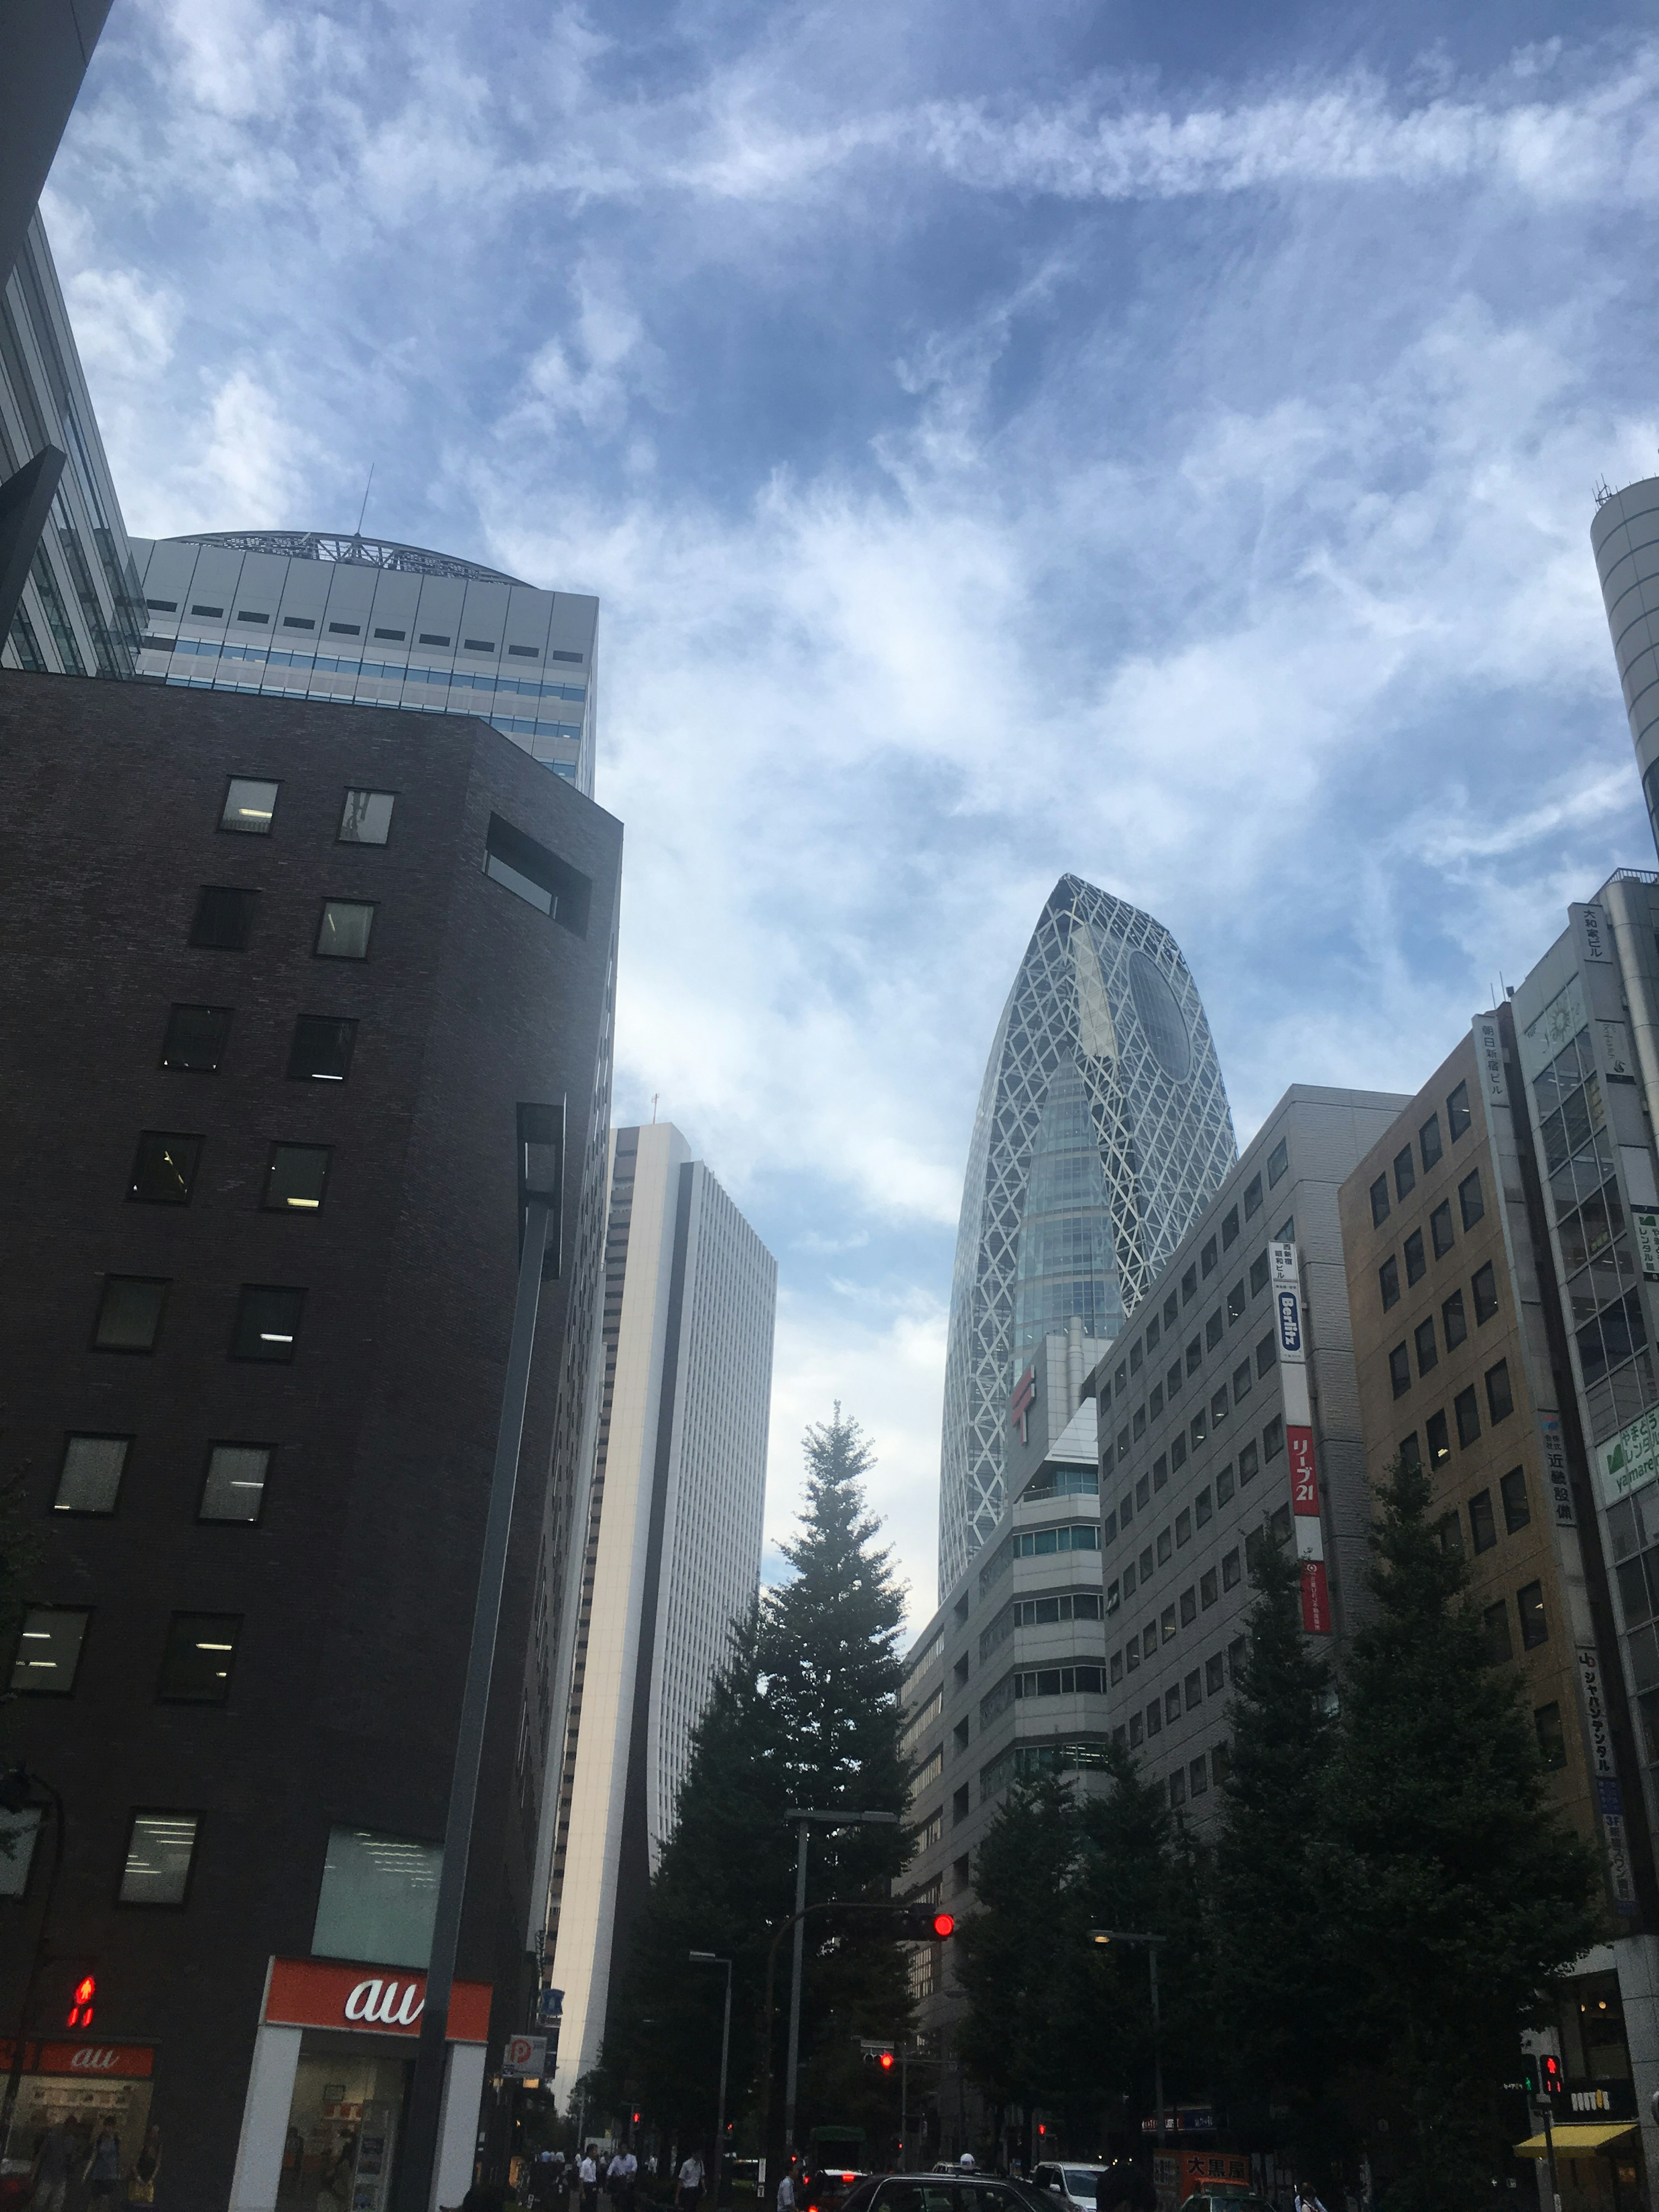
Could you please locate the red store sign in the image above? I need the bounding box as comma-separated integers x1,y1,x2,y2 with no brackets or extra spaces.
0,2043,154,2078
264,1958,492,2042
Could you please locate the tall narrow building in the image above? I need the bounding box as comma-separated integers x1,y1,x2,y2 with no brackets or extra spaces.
938,876,1236,1589
543,1124,776,2104
1592,478,1659,860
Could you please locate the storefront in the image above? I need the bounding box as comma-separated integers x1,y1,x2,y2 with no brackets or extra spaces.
0,2040,156,2202
229,1960,491,2212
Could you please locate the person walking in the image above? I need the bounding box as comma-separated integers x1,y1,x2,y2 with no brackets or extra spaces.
126,2125,162,2207
579,2147,599,2212
26,2120,77,2212
677,2150,705,2212
775,2167,795,2212
84,2121,122,2206
618,2145,638,2212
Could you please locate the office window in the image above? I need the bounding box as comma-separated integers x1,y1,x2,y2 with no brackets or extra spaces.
1389,1343,1411,1399
1222,1205,1239,1249
484,814,592,935
10,1606,90,1694
1167,1361,1182,1399
1130,1342,1143,1375
1268,1138,1289,1186
282,615,315,630
1170,1435,1186,1474
289,1015,356,1082
1239,1440,1259,1483
1415,1318,1438,1378
1500,1466,1530,1534
1244,1173,1262,1218
1399,1432,1421,1475
1163,1291,1179,1328
161,1004,232,1072
1275,1215,1294,1244
191,885,257,950
1394,1145,1416,1202
1191,1411,1207,1449
1403,1228,1425,1287
1264,1416,1284,1460
129,1132,202,1205
1182,1265,1197,1303
1486,1360,1514,1424
232,1285,305,1362
1270,1502,1292,1545
1455,1385,1481,1449
1187,1337,1202,1373
1175,1510,1191,1548
1140,1544,1154,1580
1426,1410,1450,1466
1202,1236,1218,1278
1137,1473,1151,1509
200,1444,272,1523
1208,1391,1227,1432
1227,1634,1247,1678
1145,1701,1162,1738
1442,1288,1467,1351
1200,1569,1218,1609
1161,1605,1177,1643
1158,1528,1173,1566
1168,1770,1186,1808
1128,1713,1144,1748
1117,1428,1130,1464
419,631,449,646
1132,1408,1146,1442
339,789,395,845
1249,1251,1269,1297
1195,1485,1213,1529
1420,1112,1443,1171
1126,1634,1140,1671
220,777,279,834
1518,1581,1548,1651
1469,1491,1497,1554
54,1435,130,1514
1459,1169,1485,1231
1181,1669,1201,1710
1110,1651,1123,1685
1216,1465,1235,1506
118,1812,200,1905
264,1144,332,1212
1370,1174,1390,1229
1189,1755,1209,1797
1534,1704,1568,1771
315,901,376,960
1256,1330,1275,1380
1379,1255,1400,1311
1482,1600,1512,1662
1447,1080,1471,1141
1159,1689,1176,1726
158,1613,241,1703
1472,1262,1500,1325
330,621,361,636
1147,1317,1161,1352
1153,1454,1168,1489
1201,1656,1223,1698
94,1276,168,1352
1206,1312,1224,1351
1430,1201,1455,1259
1115,1363,1127,1397
1150,1385,1163,1419
1222,1548,1241,1590
1435,1510,1463,1557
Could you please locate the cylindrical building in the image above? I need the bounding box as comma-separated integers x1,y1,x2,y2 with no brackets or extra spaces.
1591,477,1659,858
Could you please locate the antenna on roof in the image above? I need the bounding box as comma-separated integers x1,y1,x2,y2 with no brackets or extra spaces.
354,464,375,538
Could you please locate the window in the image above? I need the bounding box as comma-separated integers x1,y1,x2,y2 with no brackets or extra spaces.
1202,1236,1217,1278
264,1144,332,1213
55,1435,130,1514
953,1784,970,1823
1486,1360,1514,1424
10,1606,90,1694
339,789,396,845
1222,1205,1239,1249
237,609,270,625
1227,1634,1247,1678
1216,1465,1235,1505
1206,1653,1225,1694
1186,1338,1202,1373
158,1612,241,1702
200,1443,271,1523
1472,1262,1499,1325
1129,1713,1143,1748
1150,1385,1163,1419
283,615,315,630
1454,1385,1481,1449
118,1812,199,1905
1420,1112,1443,1171
315,900,376,959
1161,1605,1176,1642
1459,1169,1485,1231
1130,1342,1143,1374
1500,1466,1530,1534
1195,1485,1213,1529
1249,1251,1269,1296
1399,1432,1421,1474
1170,1436,1186,1471
1535,1703,1567,1771
419,631,449,646
1227,1279,1245,1322
161,1004,232,1072
191,885,257,949
1175,1510,1191,1547
1518,1581,1548,1650
1447,1080,1471,1141
1244,1173,1262,1218
373,627,404,642
191,601,223,617
1163,1291,1179,1327
1404,1229,1426,1286
1115,1363,1127,1397
1110,1650,1123,1683
1483,1600,1513,1662
1223,1548,1241,1589
1146,1700,1162,1738
1126,1635,1139,1671
1426,1410,1450,1466
484,813,592,935
232,1285,305,1362
1191,1411,1207,1449
1206,1312,1223,1350
1389,1343,1411,1398
508,643,540,659
129,1131,202,1205
1264,1416,1284,1460
1182,1265,1197,1303
1157,1528,1172,1565
1189,1755,1209,1797
1132,1408,1145,1441
93,1276,167,1351
1256,1330,1275,1380
1394,1145,1416,1202
289,1014,356,1082
1275,1215,1294,1244
1468,1491,1497,1553
1200,1569,1218,1608
1239,1440,1259,1483
1370,1174,1390,1228
1117,1428,1129,1464
1268,1138,1289,1186
330,621,361,636
1182,1669,1201,1709
1380,1255,1400,1310
1167,1362,1181,1398
220,777,279,833
1434,1510,1463,1556
1430,1201,1455,1259
1270,1502,1291,1545
1415,1318,1438,1377
464,637,495,653
1208,1391,1226,1431
1168,1770,1185,1808
1442,1288,1467,1351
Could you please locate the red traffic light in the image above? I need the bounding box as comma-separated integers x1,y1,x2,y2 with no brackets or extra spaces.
67,1975,95,2029
1541,2054,1563,2093
931,1911,955,1940
879,2052,895,2072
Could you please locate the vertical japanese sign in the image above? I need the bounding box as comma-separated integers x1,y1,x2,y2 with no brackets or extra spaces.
1474,1014,1508,1115
1270,1241,1330,1635
1577,1643,1638,1915
1538,1414,1576,1528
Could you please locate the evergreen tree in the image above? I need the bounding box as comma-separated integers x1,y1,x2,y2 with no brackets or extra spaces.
1211,1534,1346,2180
1323,1456,1602,2212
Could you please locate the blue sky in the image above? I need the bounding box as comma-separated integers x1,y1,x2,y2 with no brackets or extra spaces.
46,0,1659,1631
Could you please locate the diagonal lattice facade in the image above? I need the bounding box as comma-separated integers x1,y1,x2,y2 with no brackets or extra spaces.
938,875,1237,1590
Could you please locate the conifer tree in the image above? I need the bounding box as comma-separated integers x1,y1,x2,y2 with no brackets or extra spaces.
1323,1456,1602,2212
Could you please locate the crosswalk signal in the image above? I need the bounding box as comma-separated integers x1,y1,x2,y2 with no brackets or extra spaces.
1541,2053,1564,2097
66,1975,95,2029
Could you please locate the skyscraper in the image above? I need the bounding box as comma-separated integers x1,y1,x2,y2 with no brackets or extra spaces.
543,1123,776,2103
1591,477,1659,860
938,875,1235,1589
127,531,599,795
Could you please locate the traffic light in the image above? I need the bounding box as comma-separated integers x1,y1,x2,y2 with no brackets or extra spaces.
861,2040,895,2068
66,1974,95,2029
1541,2053,1564,2098
891,1905,956,1941
879,2051,895,2073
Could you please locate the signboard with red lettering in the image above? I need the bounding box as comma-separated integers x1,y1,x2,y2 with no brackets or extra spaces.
0,2043,156,2078
1300,1560,1331,1635
1288,1427,1319,1515
264,1958,492,2042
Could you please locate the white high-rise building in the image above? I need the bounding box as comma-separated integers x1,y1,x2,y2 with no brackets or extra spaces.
540,1123,776,2103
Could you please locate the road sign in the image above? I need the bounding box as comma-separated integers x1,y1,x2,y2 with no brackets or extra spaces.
503,2034,547,2079
537,1987,563,2026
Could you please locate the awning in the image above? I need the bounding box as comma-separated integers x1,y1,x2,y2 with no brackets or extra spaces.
1514,2124,1637,2157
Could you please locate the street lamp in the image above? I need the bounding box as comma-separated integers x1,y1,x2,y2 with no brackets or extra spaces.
0,1765,65,2146
781,1808,900,2161
688,1953,733,2200
1090,1930,1165,2148
397,1104,564,2212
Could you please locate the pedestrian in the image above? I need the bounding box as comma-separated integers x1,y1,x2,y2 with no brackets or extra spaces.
677,2149,705,2212
126,2125,162,2207
1294,2185,1328,2212
580,2145,600,2212
84,2120,122,2206
776,2167,795,2212
620,2144,638,2211
26,2118,78,2212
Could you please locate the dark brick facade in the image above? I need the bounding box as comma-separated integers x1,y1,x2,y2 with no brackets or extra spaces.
0,670,621,2202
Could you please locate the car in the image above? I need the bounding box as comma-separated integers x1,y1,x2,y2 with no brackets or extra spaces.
803,2167,871,2212
840,2174,1060,2212
1178,2194,1278,2212
1030,2164,1112,2212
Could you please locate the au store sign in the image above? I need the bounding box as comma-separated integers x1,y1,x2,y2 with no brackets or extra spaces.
264,1958,493,2042
1595,1408,1659,1509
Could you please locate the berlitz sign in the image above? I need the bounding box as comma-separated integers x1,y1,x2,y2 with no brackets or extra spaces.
264,1958,492,2042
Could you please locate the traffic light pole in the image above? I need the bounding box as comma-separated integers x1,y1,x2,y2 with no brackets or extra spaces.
0,1769,64,2156
779,1810,900,2164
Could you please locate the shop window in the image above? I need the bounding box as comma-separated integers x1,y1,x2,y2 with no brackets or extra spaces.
1469,1491,1497,1554
1447,1080,1471,1141
200,1443,272,1523
220,777,279,834
161,1003,232,1072
1442,1289,1467,1351
54,1434,130,1514
1483,1600,1513,1662
1420,1112,1443,1171
1472,1262,1500,1325
10,1606,90,1694
232,1284,305,1361
1486,1360,1515,1424
1518,1581,1548,1650
264,1144,332,1212
191,885,257,949
94,1276,168,1352
1380,1255,1400,1311
158,1612,241,1703
315,900,376,960
340,789,395,845
1370,1175,1390,1229
118,1812,200,1905
1405,1229,1426,1287
1394,1145,1416,1202
0,1809,41,1898
1431,1201,1455,1259
129,1131,202,1205
289,1015,357,1082
1426,1410,1450,1466
1535,1704,1567,1771
1500,1466,1530,1534
1459,1169,1486,1231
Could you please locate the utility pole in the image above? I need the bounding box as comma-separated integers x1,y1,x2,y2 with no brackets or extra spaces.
780,1809,899,2161
1090,1930,1166,2148
689,1953,733,2199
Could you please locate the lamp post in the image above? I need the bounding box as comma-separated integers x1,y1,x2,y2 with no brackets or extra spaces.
688,1953,732,2200
1090,1930,1165,2150
397,1104,564,2212
0,1765,64,2155
781,1808,900,2164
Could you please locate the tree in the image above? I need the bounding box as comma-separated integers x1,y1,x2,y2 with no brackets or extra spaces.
1323,1456,1602,2212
